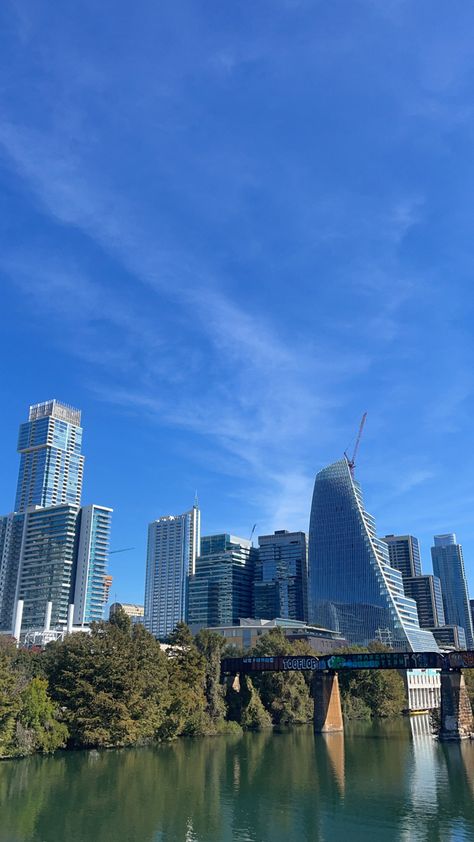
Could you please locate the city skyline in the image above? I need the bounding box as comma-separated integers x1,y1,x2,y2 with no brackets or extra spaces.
1,397,473,609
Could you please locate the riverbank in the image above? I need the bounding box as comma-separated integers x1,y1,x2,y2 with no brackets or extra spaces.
0,611,425,760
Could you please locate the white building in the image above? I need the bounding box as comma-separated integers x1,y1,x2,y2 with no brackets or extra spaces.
144,505,200,638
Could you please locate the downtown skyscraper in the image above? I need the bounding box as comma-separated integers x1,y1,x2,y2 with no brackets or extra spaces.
0,400,112,635
144,505,200,638
431,534,474,649
308,458,438,652
253,530,308,623
15,400,84,512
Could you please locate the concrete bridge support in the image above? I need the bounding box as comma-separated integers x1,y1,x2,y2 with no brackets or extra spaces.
439,670,474,741
312,670,344,734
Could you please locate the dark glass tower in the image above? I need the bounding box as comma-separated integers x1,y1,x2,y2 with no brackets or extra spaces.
253,530,308,622
187,534,255,628
308,459,438,651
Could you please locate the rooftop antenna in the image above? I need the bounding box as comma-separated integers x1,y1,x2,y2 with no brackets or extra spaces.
194,490,199,508
344,412,367,477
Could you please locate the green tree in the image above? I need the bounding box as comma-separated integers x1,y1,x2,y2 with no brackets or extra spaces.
251,629,313,725
337,645,406,718
163,623,208,737
17,677,68,754
0,642,20,756
46,619,169,748
195,629,226,723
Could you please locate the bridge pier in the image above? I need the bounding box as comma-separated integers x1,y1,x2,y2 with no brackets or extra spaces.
312,670,344,734
439,670,474,741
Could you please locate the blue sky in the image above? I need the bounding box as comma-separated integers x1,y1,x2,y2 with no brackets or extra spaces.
1,0,474,604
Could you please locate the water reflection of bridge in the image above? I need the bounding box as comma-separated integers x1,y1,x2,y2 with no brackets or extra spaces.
221,651,474,741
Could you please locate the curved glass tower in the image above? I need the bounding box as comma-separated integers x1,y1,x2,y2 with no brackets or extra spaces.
308,459,438,652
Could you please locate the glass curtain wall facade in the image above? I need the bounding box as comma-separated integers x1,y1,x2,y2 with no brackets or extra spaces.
73,505,113,625
431,534,474,649
0,512,25,631
187,534,255,628
144,506,200,638
403,575,445,628
253,530,308,622
0,400,112,636
16,505,80,629
383,535,422,579
15,400,84,513
308,459,438,652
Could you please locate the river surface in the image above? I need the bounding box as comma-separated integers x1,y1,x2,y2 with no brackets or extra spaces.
1,717,474,842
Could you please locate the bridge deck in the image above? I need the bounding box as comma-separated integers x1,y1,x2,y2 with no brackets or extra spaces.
221,651,474,675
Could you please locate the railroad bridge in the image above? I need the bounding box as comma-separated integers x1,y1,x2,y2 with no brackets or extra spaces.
221,650,474,741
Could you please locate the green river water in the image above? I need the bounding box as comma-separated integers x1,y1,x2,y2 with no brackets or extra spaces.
1,717,473,842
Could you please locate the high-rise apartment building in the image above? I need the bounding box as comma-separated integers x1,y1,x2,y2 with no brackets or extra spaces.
253,530,308,622
403,575,445,628
0,512,25,630
383,535,422,579
187,533,255,628
0,400,112,636
144,505,200,638
16,504,80,630
431,534,473,649
15,400,84,512
308,459,438,652
73,505,113,625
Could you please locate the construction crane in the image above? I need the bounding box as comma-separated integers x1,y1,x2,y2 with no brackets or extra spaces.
344,412,367,477
109,547,135,555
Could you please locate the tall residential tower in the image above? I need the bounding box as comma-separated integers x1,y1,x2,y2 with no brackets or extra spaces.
431,534,473,648
144,505,200,638
15,400,84,512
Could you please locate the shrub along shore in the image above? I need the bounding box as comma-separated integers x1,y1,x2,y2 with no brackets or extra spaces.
2,609,472,759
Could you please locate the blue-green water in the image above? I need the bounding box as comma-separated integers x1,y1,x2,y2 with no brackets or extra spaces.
1,717,474,841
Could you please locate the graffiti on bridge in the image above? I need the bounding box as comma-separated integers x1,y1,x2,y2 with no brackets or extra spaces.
221,650,474,675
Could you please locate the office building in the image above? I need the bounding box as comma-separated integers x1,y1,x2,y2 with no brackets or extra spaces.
187,534,255,628
431,534,473,648
73,505,113,625
109,602,145,624
308,458,438,651
190,617,347,654
15,400,84,513
403,575,445,629
144,505,200,638
383,535,422,579
470,598,474,633
253,530,308,622
430,624,467,651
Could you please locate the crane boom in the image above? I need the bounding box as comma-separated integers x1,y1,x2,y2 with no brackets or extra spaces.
345,412,367,476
